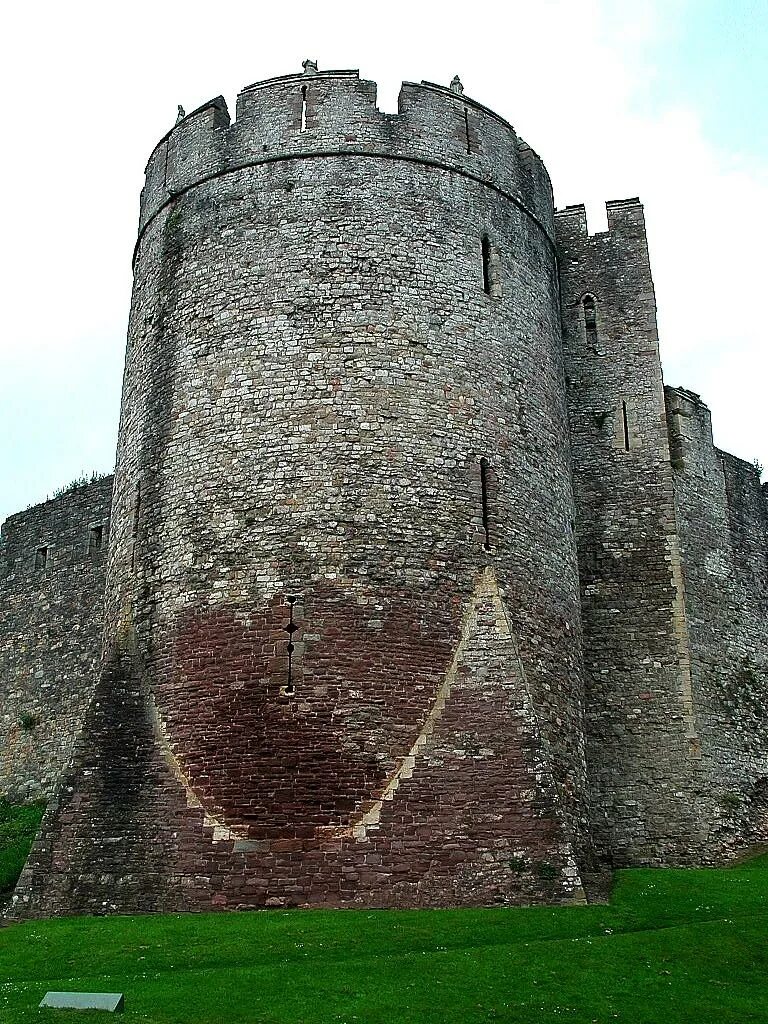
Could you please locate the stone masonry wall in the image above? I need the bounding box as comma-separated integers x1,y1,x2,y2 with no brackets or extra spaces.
15,69,590,916
665,387,768,855
0,477,112,800
556,200,710,866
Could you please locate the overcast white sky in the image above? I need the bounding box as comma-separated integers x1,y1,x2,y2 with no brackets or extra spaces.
0,0,765,525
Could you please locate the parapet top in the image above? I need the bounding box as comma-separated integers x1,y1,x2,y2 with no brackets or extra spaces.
237,64,509,129
666,386,705,407
138,62,556,247
554,198,645,239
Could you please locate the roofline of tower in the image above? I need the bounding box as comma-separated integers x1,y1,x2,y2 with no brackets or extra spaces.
170,70,531,160
240,70,527,144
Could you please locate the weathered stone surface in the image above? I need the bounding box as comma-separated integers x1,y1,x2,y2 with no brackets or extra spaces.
2,66,766,916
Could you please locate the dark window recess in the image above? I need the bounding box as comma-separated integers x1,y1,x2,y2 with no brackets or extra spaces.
88,524,104,554
464,106,472,154
481,235,492,294
35,546,48,570
583,295,597,346
480,457,493,550
300,85,307,132
622,400,631,451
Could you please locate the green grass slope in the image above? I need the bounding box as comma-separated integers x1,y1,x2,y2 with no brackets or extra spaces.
1,862,767,1023
0,801,45,893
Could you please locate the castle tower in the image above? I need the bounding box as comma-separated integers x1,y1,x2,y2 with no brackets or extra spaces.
14,68,589,914
555,200,707,864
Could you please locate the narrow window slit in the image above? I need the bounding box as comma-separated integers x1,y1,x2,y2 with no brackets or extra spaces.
480,458,492,550
300,86,307,132
88,524,103,554
622,401,630,451
481,235,492,295
34,546,48,570
583,295,597,346
464,107,472,154
283,595,299,695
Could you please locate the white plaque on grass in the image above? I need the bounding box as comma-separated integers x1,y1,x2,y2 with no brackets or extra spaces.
39,992,125,1012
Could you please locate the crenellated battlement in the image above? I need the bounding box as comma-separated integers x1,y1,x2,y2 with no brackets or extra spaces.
554,197,645,243
136,64,555,251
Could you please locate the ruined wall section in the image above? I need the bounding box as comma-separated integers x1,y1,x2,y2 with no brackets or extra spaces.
0,478,113,800
666,387,768,853
16,70,589,916
556,200,708,866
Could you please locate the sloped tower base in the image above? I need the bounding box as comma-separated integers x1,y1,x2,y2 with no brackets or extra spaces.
14,570,584,916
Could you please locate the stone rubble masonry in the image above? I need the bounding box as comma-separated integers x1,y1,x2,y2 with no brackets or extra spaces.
0,477,113,800
2,66,767,916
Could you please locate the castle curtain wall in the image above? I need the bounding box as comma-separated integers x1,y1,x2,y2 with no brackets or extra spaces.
666,387,768,851
0,478,112,800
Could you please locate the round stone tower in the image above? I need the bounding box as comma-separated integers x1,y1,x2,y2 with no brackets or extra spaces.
26,67,590,913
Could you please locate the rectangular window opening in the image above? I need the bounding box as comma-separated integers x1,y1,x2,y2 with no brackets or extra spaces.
464,107,472,154
300,86,307,132
34,546,48,570
88,524,104,554
481,235,492,295
583,296,598,347
622,400,631,451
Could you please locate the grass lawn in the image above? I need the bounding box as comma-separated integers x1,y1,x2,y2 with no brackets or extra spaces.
0,801,45,894
1,857,767,1024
